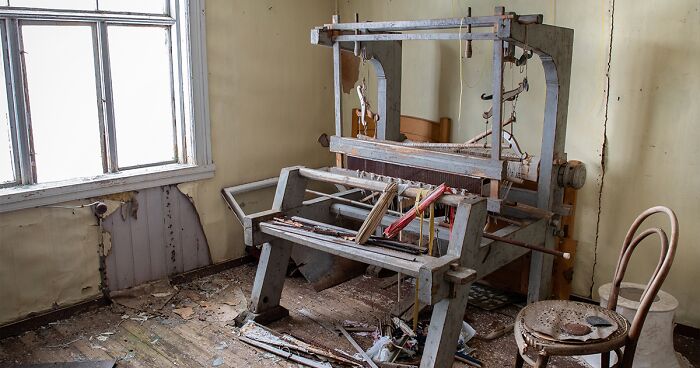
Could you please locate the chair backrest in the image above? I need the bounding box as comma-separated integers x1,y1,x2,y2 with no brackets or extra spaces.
605,206,678,367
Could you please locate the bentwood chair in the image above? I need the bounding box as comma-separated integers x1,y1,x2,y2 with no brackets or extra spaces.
513,206,679,368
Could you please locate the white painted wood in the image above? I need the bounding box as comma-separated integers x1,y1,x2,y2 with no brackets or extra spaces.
187,0,212,166
249,240,293,314
0,163,214,213
0,0,213,212
103,185,211,291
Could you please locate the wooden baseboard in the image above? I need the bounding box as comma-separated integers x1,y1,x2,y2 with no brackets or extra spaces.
0,256,254,339
0,296,108,339
170,256,254,285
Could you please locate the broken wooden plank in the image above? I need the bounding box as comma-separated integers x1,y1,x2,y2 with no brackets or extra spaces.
336,325,379,368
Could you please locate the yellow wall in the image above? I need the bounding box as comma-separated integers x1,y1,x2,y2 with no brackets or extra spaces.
0,0,336,326
338,0,698,327
1,0,698,330
0,205,105,324
179,0,336,262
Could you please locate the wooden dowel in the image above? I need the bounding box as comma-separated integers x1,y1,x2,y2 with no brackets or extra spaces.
483,233,570,259
466,117,515,144
305,189,402,216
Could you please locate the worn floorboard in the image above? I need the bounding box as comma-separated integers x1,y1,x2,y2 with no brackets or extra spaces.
1,263,688,368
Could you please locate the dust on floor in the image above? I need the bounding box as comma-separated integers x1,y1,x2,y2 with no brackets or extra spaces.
0,263,594,367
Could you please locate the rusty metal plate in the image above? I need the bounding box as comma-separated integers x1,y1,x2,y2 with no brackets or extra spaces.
521,300,619,342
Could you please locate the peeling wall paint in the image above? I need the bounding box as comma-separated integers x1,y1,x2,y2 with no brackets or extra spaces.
0,202,106,325
338,0,699,327
2,0,696,331
0,0,336,326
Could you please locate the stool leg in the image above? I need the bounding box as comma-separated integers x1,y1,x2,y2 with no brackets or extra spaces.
601,351,610,368
534,352,549,368
514,352,525,368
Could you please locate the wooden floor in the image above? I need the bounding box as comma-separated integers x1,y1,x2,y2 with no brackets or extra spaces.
0,263,600,367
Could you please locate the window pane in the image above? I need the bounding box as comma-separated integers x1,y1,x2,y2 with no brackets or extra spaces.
10,0,96,10
23,25,103,183
108,26,175,168
98,0,167,14
0,43,13,183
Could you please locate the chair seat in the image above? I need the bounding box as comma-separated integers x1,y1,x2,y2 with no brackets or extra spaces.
515,300,630,358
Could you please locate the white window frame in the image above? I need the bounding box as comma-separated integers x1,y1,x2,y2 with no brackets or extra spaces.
0,0,213,213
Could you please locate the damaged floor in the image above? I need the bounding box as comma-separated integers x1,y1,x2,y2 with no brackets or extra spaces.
0,264,697,367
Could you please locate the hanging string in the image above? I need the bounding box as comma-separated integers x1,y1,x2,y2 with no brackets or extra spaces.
412,189,436,331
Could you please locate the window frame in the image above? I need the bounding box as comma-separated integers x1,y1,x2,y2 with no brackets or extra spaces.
0,0,213,213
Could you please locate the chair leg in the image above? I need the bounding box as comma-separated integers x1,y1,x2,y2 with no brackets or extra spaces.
514,352,525,368
534,352,550,368
601,351,610,368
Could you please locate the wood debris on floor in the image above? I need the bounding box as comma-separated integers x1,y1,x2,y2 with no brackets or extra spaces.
0,264,606,367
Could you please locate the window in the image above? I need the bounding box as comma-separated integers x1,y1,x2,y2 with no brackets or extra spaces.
0,0,212,212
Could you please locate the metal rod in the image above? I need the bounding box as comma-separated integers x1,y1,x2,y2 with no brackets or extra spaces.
482,233,570,259
305,189,402,216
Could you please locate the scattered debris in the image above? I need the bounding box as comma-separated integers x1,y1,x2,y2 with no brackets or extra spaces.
392,317,416,338
338,324,379,368
365,335,392,364
211,356,224,366
239,321,360,367
475,322,514,341
95,332,114,342
6,359,118,367
44,336,84,349
152,292,173,298
455,350,483,367
214,341,228,350
119,350,136,362
110,279,177,311
90,344,108,351
130,312,151,323
173,307,195,320
240,336,333,368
